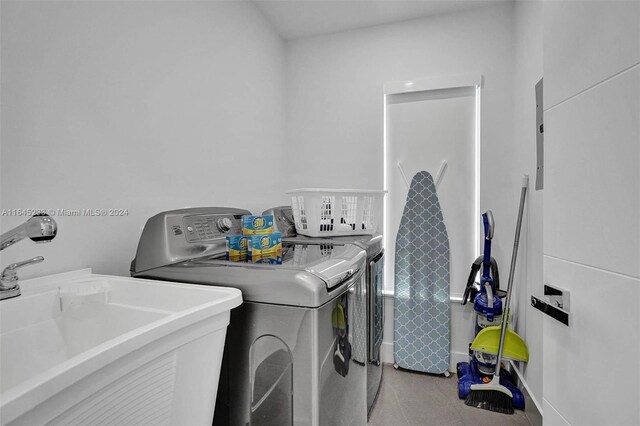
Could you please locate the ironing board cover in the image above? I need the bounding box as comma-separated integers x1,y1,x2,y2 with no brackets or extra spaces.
394,171,451,374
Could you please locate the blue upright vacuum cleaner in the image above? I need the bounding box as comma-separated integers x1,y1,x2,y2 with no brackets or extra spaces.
464,211,503,336
457,210,525,411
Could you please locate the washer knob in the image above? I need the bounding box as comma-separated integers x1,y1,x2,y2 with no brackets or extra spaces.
217,217,233,233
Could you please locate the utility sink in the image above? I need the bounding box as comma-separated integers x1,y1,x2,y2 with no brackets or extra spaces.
0,269,242,426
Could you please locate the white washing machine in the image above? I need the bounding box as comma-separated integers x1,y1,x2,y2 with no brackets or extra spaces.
131,207,367,426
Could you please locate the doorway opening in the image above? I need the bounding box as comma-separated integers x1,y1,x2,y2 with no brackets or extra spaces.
383,75,482,297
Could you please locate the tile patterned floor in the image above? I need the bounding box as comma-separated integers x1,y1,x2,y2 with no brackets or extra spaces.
368,365,533,426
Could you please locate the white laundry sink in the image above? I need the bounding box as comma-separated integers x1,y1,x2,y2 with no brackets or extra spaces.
0,269,242,426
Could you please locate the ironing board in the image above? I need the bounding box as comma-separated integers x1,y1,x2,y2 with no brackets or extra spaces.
394,171,451,374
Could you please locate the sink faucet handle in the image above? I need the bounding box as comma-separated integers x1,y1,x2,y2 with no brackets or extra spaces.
0,256,44,289
4,256,45,271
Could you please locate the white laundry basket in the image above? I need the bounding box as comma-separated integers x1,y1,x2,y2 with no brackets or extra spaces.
286,189,386,237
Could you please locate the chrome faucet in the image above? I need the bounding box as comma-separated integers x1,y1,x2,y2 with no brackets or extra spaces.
0,257,44,300
1,214,58,250
0,214,57,300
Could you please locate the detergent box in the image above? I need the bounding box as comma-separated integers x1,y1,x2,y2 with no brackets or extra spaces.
242,215,274,235
226,235,248,262
251,253,283,264
247,232,282,264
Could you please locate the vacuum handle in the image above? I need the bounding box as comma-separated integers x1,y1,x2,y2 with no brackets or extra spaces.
481,211,494,292
483,210,495,240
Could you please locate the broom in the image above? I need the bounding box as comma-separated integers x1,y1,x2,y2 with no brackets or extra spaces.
464,175,528,414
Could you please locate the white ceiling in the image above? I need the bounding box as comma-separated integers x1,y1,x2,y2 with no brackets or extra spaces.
252,0,509,40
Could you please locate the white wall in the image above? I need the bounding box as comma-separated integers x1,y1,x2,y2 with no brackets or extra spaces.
0,1,287,277
285,3,522,370
511,0,544,413
542,1,640,424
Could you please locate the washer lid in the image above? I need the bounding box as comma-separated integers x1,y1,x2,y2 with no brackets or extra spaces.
283,234,382,258
131,208,367,307
134,242,366,307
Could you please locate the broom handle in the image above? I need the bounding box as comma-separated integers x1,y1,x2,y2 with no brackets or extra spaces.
494,175,528,378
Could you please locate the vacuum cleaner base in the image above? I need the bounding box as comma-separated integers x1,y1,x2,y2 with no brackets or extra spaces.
456,360,525,411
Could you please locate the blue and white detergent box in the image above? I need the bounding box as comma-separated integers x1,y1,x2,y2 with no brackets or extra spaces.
226,235,248,262
242,215,274,235
247,232,282,264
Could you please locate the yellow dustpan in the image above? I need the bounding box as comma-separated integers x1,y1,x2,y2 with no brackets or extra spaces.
470,324,529,362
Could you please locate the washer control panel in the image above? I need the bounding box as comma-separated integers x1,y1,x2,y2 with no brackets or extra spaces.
183,214,243,243
132,207,252,274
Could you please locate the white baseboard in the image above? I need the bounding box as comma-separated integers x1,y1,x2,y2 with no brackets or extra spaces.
381,341,394,364
450,351,469,372
510,360,544,419
380,342,468,373
543,398,569,426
